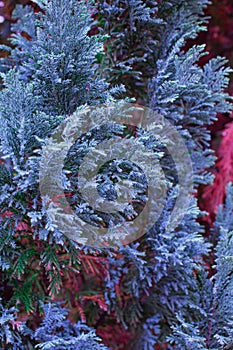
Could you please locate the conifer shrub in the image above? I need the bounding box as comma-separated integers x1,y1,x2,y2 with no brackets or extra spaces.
0,1,233,349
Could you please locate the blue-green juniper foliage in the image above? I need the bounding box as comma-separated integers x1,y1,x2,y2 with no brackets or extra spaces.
0,0,233,349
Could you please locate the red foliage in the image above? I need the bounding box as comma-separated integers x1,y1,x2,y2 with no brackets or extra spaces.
97,323,131,350
201,119,233,224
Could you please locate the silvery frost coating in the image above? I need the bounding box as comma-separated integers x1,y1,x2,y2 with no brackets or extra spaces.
39,102,193,248
0,0,232,349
